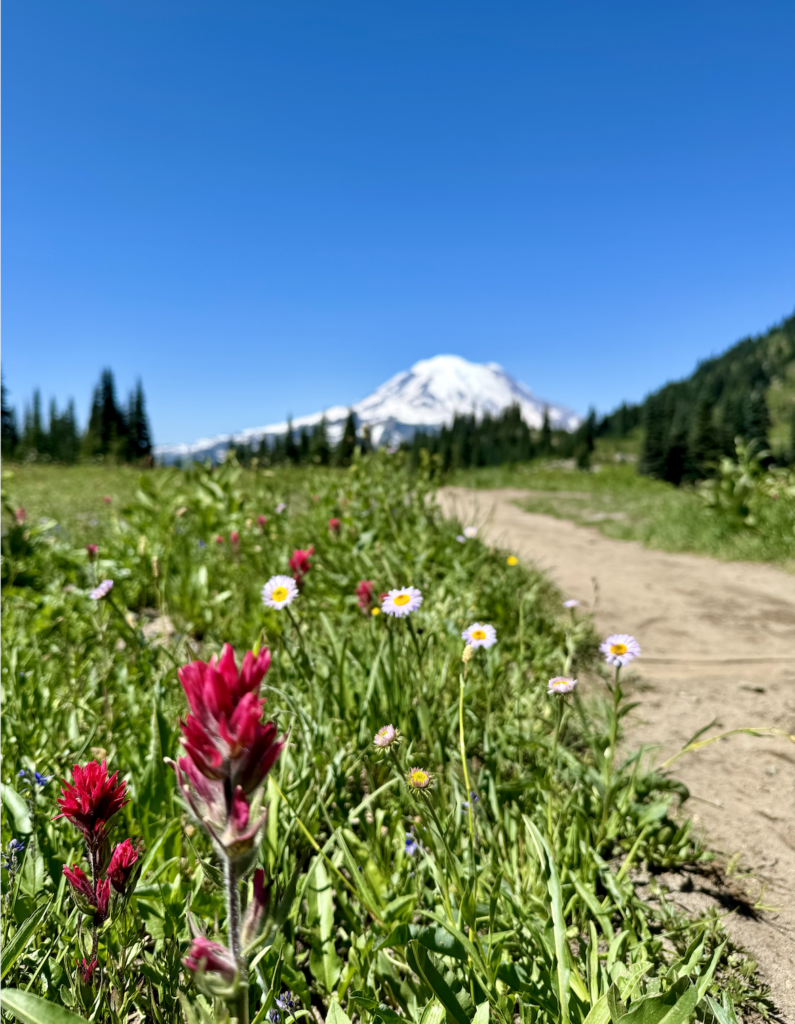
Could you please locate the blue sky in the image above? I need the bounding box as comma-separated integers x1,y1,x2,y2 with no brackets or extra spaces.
5,0,794,445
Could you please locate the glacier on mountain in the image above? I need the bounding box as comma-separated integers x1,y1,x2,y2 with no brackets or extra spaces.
154,354,579,463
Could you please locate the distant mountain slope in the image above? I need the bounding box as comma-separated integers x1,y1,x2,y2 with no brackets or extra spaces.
155,354,579,463
602,311,795,482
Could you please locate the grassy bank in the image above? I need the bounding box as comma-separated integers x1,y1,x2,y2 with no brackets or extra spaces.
450,459,795,567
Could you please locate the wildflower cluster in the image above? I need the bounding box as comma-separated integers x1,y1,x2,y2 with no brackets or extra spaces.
55,761,140,982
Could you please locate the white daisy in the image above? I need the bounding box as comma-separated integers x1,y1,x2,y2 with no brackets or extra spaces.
563,599,580,609
600,633,641,667
548,676,577,695
461,622,497,649
456,535,467,543
261,574,298,609
463,526,478,539
382,586,423,618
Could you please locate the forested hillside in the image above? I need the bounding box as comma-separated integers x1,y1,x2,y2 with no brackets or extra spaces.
603,312,795,483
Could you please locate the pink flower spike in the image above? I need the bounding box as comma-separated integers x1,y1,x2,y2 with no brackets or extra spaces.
215,535,224,545
230,530,240,546
257,514,267,528
86,544,99,561
328,517,341,535
183,937,237,983
107,838,139,893
55,760,128,847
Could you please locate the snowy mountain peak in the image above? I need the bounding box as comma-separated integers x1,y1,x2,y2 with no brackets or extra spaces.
154,354,579,463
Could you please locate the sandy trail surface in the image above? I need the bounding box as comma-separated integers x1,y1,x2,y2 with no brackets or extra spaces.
439,487,795,1018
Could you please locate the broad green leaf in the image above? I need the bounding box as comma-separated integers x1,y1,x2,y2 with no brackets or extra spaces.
0,988,89,1024
473,1002,489,1024
405,941,469,1024
307,859,341,992
582,993,610,1024
1,901,50,979
327,1002,353,1024
418,1000,447,1024
0,785,32,834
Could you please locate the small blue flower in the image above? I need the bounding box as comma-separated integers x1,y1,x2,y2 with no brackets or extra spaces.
34,772,52,787
269,1011,281,1024
8,839,24,854
405,834,418,856
17,769,26,778
275,992,295,1012
198,539,206,548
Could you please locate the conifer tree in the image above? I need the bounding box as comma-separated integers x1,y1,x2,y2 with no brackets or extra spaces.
539,407,552,455
1,377,18,460
337,411,357,466
126,380,153,462
83,370,128,458
285,419,299,464
310,417,332,465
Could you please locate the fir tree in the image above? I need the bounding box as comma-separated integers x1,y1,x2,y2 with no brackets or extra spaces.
126,380,153,462
310,417,332,465
539,407,552,455
285,419,299,464
337,411,357,466
1,376,18,460
83,369,128,459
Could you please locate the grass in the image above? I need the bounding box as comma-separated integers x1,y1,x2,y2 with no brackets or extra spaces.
450,455,795,568
1,455,773,1022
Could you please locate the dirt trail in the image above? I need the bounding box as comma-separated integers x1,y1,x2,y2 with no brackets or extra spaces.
440,487,795,1018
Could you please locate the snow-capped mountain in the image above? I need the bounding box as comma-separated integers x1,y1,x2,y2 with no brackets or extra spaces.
154,355,579,463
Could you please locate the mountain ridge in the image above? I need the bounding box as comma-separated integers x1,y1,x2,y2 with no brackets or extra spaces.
154,354,579,463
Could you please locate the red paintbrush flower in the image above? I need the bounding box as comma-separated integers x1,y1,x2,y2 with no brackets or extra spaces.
177,644,284,792
288,546,314,585
328,517,341,535
63,864,111,921
355,579,375,614
107,838,140,894
63,863,95,905
86,543,99,561
183,936,237,982
55,761,128,848
80,957,98,985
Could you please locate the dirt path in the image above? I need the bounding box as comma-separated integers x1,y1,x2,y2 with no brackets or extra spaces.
439,487,795,1018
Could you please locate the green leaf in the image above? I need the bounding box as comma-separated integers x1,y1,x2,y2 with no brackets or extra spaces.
524,817,571,1024
405,941,469,1024
418,1000,447,1024
1,901,50,979
0,988,90,1024
134,818,180,891
0,785,32,834
582,993,610,1024
307,859,341,993
473,1002,489,1024
327,1002,353,1024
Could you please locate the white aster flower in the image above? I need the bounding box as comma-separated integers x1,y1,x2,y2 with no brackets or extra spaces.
373,724,398,748
548,676,577,695
600,633,641,666
275,502,286,514
90,579,114,600
461,622,497,649
382,586,423,618
261,574,298,609
463,526,478,539
563,599,579,609
456,535,467,543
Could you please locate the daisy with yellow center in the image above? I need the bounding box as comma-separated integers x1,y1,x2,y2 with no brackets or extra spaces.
261,574,298,610
405,767,434,793
548,676,577,695
461,622,497,649
373,724,399,748
382,586,423,618
599,633,641,667
506,555,518,566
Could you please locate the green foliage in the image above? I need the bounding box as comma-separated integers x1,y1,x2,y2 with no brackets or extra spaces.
630,312,795,483
1,455,769,1021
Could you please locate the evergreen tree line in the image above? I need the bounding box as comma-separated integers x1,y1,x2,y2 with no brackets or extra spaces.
1,369,153,463
404,404,599,471
597,312,795,484
228,411,367,469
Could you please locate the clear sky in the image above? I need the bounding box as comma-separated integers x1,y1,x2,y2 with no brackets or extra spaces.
5,0,794,445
